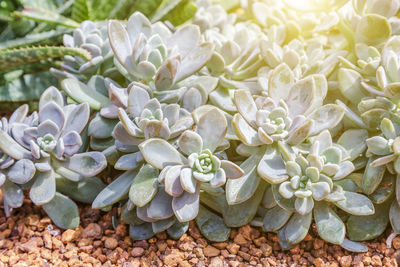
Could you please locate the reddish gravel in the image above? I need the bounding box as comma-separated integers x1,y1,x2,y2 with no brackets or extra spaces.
0,196,399,266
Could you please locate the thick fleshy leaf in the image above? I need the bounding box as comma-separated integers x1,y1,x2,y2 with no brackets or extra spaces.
147,188,174,219
42,193,79,229
2,180,23,208
58,152,107,177
88,115,118,139
165,165,184,197
196,205,230,242
108,20,135,75
175,42,214,83
234,89,258,128
121,206,144,226
62,131,82,156
210,169,226,188
286,77,315,118
129,223,154,240
152,217,176,234
257,146,288,184
338,68,367,104
314,201,345,244
172,185,200,222
335,191,375,215
295,197,314,215
62,103,90,134
61,78,111,110
308,104,345,136
340,239,368,253
263,205,292,232
154,56,179,90
262,185,277,208
390,200,400,233
232,113,263,146
178,130,203,156
139,138,185,169
333,161,355,180
92,170,137,209
39,86,64,111
338,129,368,160
355,14,391,46
268,63,294,103
55,175,106,204
0,129,32,160
282,212,312,245
7,159,35,184
30,170,56,205
129,164,159,207
223,181,267,227
39,102,65,130
362,157,386,195
128,86,150,118
167,221,189,240
348,201,390,241
370,173,395,204
180,168,196,193
221,160,244,179
272,184,296,212
226,148,264,204
115,152,143,171
196,108,227,152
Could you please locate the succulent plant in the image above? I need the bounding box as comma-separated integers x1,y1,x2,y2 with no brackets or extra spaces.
0,86,107,229
262,130,374,248
7,0,400,251
0,105,37,214
108,11,214,100
50,21,115,81
138,107,243,221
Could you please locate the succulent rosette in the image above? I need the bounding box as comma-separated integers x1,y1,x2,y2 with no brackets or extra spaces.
232,69,345,180
51,21,116,81
138,107,243,221
0,105,37,213
108,12,215,108
261,130,374,249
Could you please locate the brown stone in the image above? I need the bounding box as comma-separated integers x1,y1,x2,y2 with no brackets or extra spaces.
163,249,184,266
238,251,250,261
392,237,400,250
313,238,325,250
314,257,325,267
371,255,382,266
233,234,248,246
340,255,352,267
131,247,145,257
260,243,272,256
226,243,240,255
209,257,224,267
61,229,80,243
82,223,102,239
203,245,220,257
104,237,118,249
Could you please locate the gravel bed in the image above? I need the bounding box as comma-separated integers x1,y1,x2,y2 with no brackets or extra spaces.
0,196,399,266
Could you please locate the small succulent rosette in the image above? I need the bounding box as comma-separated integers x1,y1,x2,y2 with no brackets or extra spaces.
366,117,400,174
232,73,345,179
7,87,107,228
0,105,37,214
51,21,115,80
138,107,243,222
108,11,214,96
262,130,375,249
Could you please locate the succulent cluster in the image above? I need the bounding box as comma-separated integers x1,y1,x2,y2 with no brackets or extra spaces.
4,0,400,252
